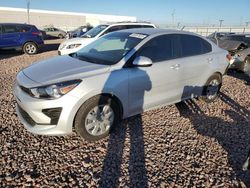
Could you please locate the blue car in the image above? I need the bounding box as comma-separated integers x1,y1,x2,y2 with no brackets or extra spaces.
0,23,44,54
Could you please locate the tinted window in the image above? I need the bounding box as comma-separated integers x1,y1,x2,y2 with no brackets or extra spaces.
141,25,154,28
105,25,127,33
201,39,212,53
125,25,154,29
126,25,143,29
19,25,31,32
180,34,211,57
137,35,177,62
3,25,19,34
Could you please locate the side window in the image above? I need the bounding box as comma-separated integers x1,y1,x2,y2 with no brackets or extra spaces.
126,25,142,29
105,25,127,34
0,25,2,34
137,35,177,62
141,25,154,28
201,39,212,53
3,25,19,34
19,26,31,32
180,35,203,57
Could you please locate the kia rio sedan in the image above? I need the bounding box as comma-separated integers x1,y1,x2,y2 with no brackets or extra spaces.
14,29,229,141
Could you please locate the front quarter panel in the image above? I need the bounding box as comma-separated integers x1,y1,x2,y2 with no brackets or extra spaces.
68,68,129,119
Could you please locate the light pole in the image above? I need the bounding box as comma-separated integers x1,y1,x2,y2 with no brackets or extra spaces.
26,0,30,24
219,19,224,27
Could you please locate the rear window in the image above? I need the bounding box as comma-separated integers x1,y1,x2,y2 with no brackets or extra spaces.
2,25,19,34
180,34,211,57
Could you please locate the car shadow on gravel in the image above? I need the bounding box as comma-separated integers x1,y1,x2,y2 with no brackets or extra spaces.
176,92,250,187
99,116,148,187
227,70,250,86
99,68,151,187
40,43,60,53
0,50,23,60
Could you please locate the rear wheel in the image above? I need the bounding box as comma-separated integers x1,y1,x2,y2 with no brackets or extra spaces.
241,56,250,73
75,95,120,141
201,73,222,103
23,42,38,55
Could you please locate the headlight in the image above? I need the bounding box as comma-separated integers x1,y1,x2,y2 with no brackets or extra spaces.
29,80,81,99
66,44,82,49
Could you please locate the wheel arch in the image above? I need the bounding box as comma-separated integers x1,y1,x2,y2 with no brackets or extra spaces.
22,41,38,50
73,93,124,128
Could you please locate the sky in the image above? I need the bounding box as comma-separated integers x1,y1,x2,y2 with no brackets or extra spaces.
0,0,250,26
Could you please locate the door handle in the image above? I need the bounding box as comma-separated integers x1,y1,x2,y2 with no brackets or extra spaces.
170,64,180,69
207,58,213,63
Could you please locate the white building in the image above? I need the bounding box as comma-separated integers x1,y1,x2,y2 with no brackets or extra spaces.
0,7,137,31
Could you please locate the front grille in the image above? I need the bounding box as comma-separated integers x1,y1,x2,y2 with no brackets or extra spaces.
18,104,36,126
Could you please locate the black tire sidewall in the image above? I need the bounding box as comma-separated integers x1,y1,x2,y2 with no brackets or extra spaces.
23,42,38,55
201,74,222,103
75,95,120,141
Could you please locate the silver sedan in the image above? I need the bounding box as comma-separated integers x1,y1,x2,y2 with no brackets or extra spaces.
14,28,229,141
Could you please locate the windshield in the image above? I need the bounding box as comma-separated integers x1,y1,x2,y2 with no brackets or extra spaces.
74,32,147,65
81,25,108,38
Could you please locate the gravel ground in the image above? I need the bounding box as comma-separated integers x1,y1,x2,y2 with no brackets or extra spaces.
0,40,250,187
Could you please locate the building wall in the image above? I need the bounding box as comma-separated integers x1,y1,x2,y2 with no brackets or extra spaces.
0,7,136,31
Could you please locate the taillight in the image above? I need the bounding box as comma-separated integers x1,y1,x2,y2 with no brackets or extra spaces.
226,54,232,61
32,32,42,37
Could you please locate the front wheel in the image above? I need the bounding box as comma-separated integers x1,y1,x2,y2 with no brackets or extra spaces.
75,95,120,141
23,42,38,55
201,73,222,103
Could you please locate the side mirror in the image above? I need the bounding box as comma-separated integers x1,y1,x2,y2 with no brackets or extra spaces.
132,56,152,67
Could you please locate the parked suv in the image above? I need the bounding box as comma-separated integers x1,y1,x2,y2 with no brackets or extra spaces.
58,22,156,55
0,23,44,54
14,29,228,141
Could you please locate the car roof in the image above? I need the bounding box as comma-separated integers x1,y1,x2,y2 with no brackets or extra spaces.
115,28,198,36
107,22,155,26
0,23,34,26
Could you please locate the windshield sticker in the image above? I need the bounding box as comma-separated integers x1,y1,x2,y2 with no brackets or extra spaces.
129,33,147,39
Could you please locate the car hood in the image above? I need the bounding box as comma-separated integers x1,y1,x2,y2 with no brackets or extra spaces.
22,55,110,86
62,37,94,45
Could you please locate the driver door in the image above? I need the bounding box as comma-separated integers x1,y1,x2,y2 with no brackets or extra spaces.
128,34,184,115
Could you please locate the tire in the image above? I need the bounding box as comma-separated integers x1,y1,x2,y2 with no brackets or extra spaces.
58,34,64,39
23,42,38,55
201,73,222,103
75,95,120,141
241,56,250,73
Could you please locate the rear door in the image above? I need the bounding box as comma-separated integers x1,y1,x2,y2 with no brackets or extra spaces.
176,34,214,100
1,24,21,48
